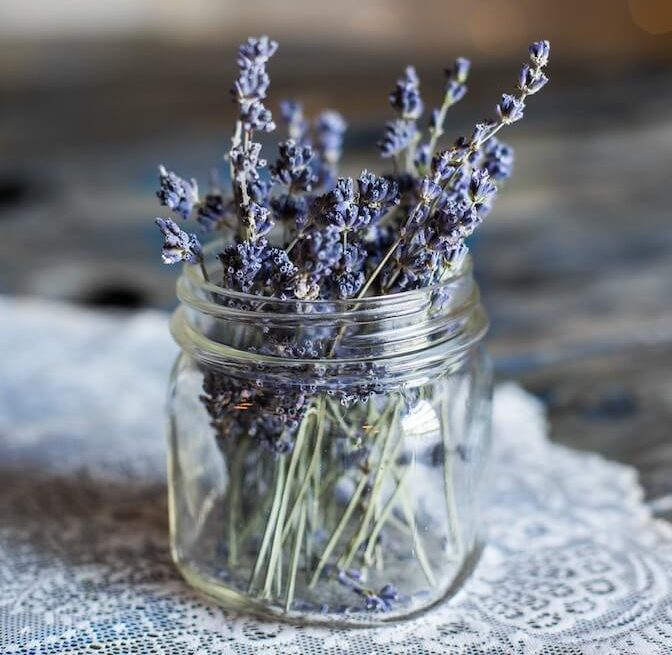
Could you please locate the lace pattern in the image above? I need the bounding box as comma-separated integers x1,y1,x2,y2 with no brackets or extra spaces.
1,297,670,654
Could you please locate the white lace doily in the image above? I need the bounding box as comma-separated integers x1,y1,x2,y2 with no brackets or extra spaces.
1,296,671,655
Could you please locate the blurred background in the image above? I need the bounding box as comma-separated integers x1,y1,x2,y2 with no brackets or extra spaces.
0,0,671,510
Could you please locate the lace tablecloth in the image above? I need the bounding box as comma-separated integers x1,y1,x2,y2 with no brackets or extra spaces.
1,296,671,655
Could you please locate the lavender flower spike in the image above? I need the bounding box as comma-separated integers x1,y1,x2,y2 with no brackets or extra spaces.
156,165,199,219
155,217,202,265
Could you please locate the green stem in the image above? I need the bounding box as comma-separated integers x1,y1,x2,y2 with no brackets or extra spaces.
261,415,312,599
284,501,307,612
340,404,401,569
280,404,323,543
248,457,286,593
363,463,412,565
440,392,463,556
309,472,370,588
227,439,249,566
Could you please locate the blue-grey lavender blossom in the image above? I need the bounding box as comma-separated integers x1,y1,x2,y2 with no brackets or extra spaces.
271,194,309,233
389,66,423,120
156,165,199,219
218,239,265,292
240,102,276,133
518,63,549,95
496,93,526,124
258,246,299,299
230,142,266,184
337,569,399,612
270,140,317,192
468,168,498,209
315,111,347,165
197,193,236,232
241,201,273,241
155,217,202,264
279,99,308,142
332,242,367,299
292,224,343,286
529,40,551,67
482,137,514,181
444,56,470,104
357,171,400,223
378,119,417,158
232,36,278,134
237,35,279,67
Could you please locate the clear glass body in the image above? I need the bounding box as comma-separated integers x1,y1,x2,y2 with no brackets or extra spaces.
166,253,493,627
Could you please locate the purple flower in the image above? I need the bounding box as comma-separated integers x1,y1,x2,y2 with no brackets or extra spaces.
450,57,471,85
389,66,423,120
270,140,317,192
156,165,199,219
230,142,266,184
219,239,265,292
258,246,299,299
241,201,273,241
336,569,399,612
518,64,549,95
240,102,276,133
237,35,279,67
155,217,202,264
529,40,550,67
357,171,400,222
468,168,497,208
315,110,347,165
482,137,514,181
197,193,235,232
271,194,309,232
279,99,308,141
378,119,416,158
497,93,526,124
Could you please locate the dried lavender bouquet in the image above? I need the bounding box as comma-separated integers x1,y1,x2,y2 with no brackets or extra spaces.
156,36,550,620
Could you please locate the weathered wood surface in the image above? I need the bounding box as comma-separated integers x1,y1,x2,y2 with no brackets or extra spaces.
1,42,670,519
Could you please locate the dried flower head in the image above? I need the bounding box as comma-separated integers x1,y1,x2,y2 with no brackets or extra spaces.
155,217,202,265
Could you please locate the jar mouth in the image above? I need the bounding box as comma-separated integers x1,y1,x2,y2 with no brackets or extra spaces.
182,239,473,312
171,240,488,384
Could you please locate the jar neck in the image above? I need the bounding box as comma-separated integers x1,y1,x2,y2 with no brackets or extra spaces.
171,254,488,388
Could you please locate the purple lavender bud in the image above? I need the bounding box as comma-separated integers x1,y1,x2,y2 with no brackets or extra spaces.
155,217,202,265
389,66,423,120
414,142,430,170
443,241,469,270
419,178,442,204
496,93,525,124
316,110,347,165
197,193,235,232
446,80,467,104
270,139,317,191
240,101,275,133
471,120,497,146
279,99,308,141
482,137,514,181
449,57,471,84
357,171,400,221
378,119,416,158
241,201,273,241
519,63,549,95
156,165,199,219
237,35,279,67
528,40,550,67
230,142,266,183
218,240,265,292
469,168,497,207
234,67,271,103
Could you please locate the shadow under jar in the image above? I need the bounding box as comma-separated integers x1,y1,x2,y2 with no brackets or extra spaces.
167,253,493,627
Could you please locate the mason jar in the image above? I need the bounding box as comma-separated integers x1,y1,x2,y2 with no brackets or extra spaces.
166,250,493,627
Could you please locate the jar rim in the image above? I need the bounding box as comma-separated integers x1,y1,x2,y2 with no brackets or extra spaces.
181,239,473,312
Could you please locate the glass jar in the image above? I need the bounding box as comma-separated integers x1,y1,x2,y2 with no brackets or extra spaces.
166,252,493,627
